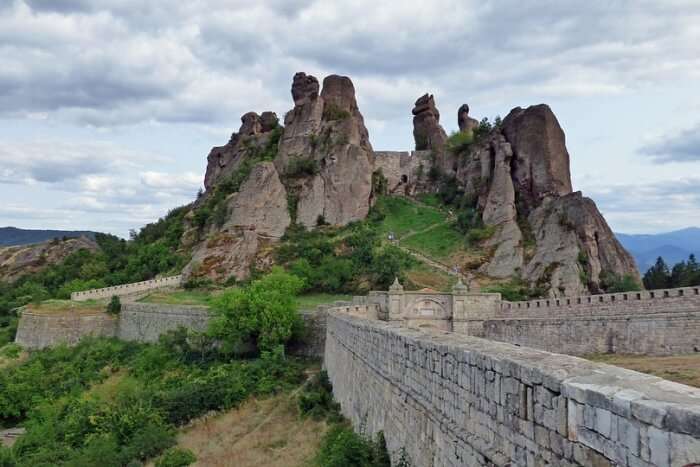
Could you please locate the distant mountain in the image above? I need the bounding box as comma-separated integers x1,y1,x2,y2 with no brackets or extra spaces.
616,227,700,272
0,227,98,247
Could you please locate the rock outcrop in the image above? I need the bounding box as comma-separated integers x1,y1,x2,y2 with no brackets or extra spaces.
441,102,638,295
203,111,280,192
0,236,99,283
183,162,290,282
187,72,638,295
277,73,374,228
457,104,479,133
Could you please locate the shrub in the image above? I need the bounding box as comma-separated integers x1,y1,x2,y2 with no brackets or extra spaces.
315,425,392,467
210,268,305,352
599,271,641,293
286,157,320,178
446,130,474,154
298,371,341,421
106,295,122,315
323,103,350,121
466,225,495,245
371,169,388,196
156,448,196,467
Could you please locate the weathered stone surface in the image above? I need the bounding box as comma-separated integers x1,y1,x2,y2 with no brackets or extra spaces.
0,236,99,283
203,110,279,191
524,192,640,296
278,73,374,228
502,104,573,213
184,162,289,282
412,94,446,150
458,103,479,133
325,310,700,467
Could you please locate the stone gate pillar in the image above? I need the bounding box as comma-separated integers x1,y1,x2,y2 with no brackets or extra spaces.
451,278,471,334
388,277,404,323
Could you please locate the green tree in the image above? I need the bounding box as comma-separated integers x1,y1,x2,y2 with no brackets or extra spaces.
210,268,304,352
643,257,671,289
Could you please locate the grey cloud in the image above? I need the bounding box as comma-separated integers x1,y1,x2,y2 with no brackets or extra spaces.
639,123,700,163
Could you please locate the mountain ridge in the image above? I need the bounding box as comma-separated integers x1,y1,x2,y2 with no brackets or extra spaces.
0,227,98,247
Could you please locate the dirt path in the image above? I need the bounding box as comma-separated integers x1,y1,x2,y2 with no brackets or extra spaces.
396,244,478,291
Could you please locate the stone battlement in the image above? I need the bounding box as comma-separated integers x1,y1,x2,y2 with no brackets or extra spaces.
325,310,700,466
70,275,183,301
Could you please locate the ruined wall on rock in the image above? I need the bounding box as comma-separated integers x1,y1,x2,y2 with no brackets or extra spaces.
14,311,117,349
325,311,700,467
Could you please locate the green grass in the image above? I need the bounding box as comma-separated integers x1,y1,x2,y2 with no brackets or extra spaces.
139,289,216,306
296,293,352,310
26,299,106,315
404,263,456,291
401,222,465,260
415,193,444,209
375,196,445,238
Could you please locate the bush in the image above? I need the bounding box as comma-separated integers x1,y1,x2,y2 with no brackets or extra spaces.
322,103,350,121
298,371,341,421
446,130,474,154
106,295,121,315
210,268,305,352
286,157,320,178
156,448,196,467
599,271,641,293
466,226,495,245
315,425,392,467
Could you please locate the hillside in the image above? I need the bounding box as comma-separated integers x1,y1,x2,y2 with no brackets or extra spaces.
179,72,639,297
617,227,700,270
0,227,98,247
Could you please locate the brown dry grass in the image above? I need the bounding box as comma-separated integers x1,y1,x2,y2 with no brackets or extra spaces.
586,353,700,388
25,299,106,316
159,391,328,467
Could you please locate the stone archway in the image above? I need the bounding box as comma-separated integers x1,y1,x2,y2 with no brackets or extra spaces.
407,297,448,319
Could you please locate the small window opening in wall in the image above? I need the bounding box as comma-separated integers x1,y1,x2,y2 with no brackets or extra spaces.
556,300,560,306
611,296,616,302
679,290,684,297
577,298,582,304
694,346,699,353
695,288,699,295
587,297,592,303
650,292,655,298
401,174,408,184
527,303,530,308
664,290,670,298
566,299,571,305
599,296,604,303
546,300,550,306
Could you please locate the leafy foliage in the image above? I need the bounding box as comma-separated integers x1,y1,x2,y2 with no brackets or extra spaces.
286,157,320,178
155,448,196,467
315,425,393,467
599,271,642,293
0,331,306,466
106,295,121,315
446,130,474,155
210,268,305,352
643,255,700,290
483,278,544,302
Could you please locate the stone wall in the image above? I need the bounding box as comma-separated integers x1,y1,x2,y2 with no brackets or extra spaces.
116,302,210,343
479,286,700,356
14,311,117,349
324,311,700,467
373,150,432,195
71,275,182,301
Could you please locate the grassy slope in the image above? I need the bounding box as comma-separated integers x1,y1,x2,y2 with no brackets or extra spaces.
401,223,465,261
158,390,328,467
586,353,700,388
374,196,445,238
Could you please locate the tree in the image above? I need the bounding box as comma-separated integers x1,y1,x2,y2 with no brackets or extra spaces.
106,296,121,315
643,257,671,290
210,268,304,352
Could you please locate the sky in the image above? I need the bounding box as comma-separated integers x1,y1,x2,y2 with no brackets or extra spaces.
1,0,699,238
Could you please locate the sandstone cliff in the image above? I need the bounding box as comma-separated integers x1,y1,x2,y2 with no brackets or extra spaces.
419,99,639,296
183,72,638,296
0,236,99,283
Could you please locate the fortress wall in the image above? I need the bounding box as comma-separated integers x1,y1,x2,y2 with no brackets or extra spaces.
325,311,700,467
117,302,210,343
71,275,182,301
372,150,432,194
14,312,117,349
474,287,700,356
482,312,700,356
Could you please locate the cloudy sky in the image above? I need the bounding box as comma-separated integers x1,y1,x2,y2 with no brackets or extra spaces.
1,0,699,237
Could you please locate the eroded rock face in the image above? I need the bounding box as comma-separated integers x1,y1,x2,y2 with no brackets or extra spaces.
183,162,290,282
502,104,573,213
458,104,479,133
0,236,99,283
278,73,374,228
203,111,279,192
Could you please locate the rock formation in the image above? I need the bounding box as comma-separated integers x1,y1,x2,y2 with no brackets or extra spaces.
457,104,479,133
186,72,638,295
203,111,280,192
439,102,638,295
0,236,99,283
277,73,374,228
412,94,450,172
